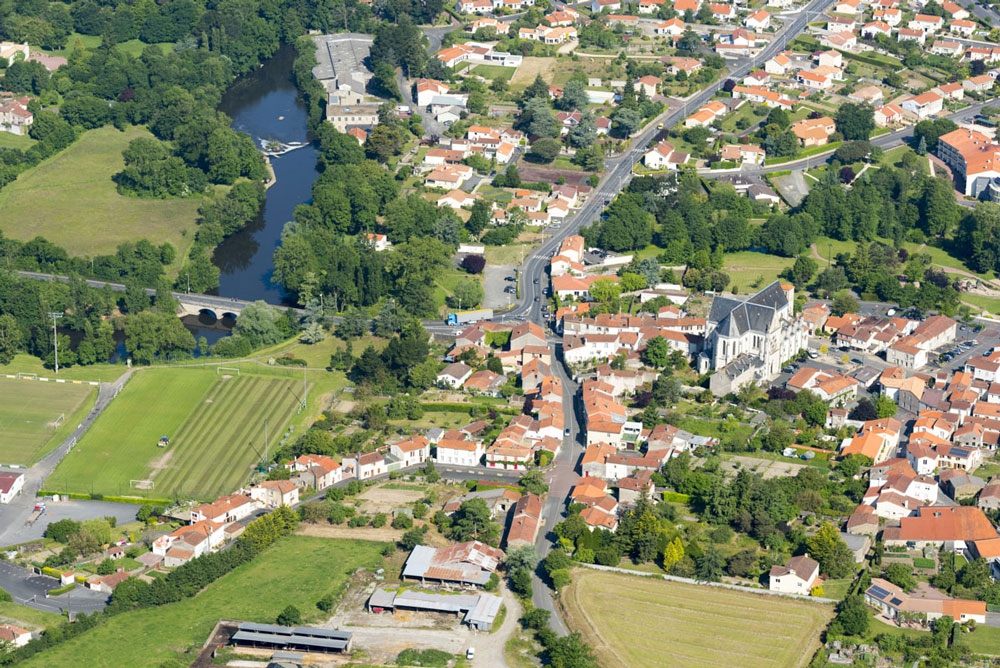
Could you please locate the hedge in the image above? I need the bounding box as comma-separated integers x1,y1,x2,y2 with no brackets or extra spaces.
36,491,172,506
41,566,63,578
662,491,690,503
47,583,75,596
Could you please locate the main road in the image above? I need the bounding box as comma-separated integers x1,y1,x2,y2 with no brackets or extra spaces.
507,0,838,632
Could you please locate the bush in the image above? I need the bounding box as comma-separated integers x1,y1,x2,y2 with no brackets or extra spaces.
396,648,453,667
392,513,414,530
0,588,11,603
372,513,387,528
460,254,486,274
276,604,302,626
317,593,336,612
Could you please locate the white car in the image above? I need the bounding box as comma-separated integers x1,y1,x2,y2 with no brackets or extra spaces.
467,647,476,659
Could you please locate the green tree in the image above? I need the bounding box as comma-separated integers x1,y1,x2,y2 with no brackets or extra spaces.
831,292,859,317
276,605,302,626
0,314,22,365
449,279,484,310
448,498,499,544
835,102,875,141
874,394,897,418
662,536,685,571
789,256,818,287
884,563,917,592
807,523,855,578
641,336,671,368
529,137,562,163
520,470,549,495
695,547,725,582
833,595,870,636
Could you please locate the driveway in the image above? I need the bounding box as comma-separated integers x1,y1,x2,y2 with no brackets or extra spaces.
770,170,810,207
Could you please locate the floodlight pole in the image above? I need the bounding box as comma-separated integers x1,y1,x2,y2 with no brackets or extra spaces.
48,312,63,374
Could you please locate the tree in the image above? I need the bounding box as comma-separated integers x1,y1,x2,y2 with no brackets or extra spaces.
520,470,549,495
546,632,600,668
276,605,302,626
874,394,897,418
460,254,486,274
662,536,685,571
559,79,590,112
884,563,918,592
789,256,818,287
807,523,855,578
695,547,725,582
529,137,562,163
0,314,22,365
467,200,491,236
45,519,82,543
641,336,671,368
448,498,499,544
449,279,484,310
849,399,878,422
834,140,872,163
803,401,828,427
831,292,859,317
833,595,870,636
611,107,641,138
835,102,875,141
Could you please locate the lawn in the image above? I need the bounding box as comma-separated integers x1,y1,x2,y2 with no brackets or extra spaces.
19,536,386,668
485,242,539,266
53,32,175,58
962,293,1000,315
0,601,62,632
50,367,310,500
0,354,128,383
471,64,516,82
0,132,35,150
0,376,97,465
722,250,794,294
561,569,834,668
0,126,205,274
961,624,1000,656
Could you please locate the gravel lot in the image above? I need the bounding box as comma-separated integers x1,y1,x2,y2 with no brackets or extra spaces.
484,264,516,310
0,499,138,547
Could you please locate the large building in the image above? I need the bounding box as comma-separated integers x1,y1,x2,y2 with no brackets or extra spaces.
703,281,809,395
937,128,1000,198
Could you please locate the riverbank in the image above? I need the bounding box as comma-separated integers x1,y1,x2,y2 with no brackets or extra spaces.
263,156,277,190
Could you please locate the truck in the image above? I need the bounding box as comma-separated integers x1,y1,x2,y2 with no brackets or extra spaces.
446,309,493,326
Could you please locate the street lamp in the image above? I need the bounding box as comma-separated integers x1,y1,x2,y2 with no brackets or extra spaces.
48,312,63,374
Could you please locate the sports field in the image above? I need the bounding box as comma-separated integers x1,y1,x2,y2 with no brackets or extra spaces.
0,126,203,273
561,569,834,668
19,536,385,668
51,368,309,500
0,377,96,465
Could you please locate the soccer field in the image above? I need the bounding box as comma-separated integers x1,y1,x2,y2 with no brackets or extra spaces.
561,569,834,668
0,377,96,466
51,368,308,500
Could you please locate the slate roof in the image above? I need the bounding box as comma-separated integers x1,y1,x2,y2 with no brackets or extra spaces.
709,281,788,337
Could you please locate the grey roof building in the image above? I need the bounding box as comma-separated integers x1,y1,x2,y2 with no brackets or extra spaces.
402,541,504,587
368,588,503,631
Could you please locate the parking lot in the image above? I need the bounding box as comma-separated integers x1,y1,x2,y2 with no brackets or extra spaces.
0,560,108,615
483,264,515,310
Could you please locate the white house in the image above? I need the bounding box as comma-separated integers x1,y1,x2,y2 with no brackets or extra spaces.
390,435,431,468
152,519,226,567
249,479,299,508
769,555,819,593
435,438,485,467
190,494,259,524
0,472,24,504
0,624,31,648
438,361,474,388
343,451,386,479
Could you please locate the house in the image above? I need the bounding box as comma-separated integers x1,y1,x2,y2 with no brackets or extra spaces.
874,8,902,26
0,42,29,67
287,454,342,490
882,506,999,555
769,555,819,594
464,369,506,396
638,0,666,12
791,116,836,147
402,541,504,587
820,31,857,50
249,479,299,508
796,69,831,91
901,91,944,119
438,361,474,388
362,232,392,252
875,103,905,127
826,16,857,33
153,519,225,566
931,40,963,57
939,469,985,501
425,165,474,189
950,18,976,36
909,13,944,33
654,17,686,36
765,53,792,75
942,0,970,19
0,96,33,136
934,82,965,101
591,0,622,10
979,480,1000,511
744,9,770,29
705,282,808,395
191,494,258,524
0,472,24,504
841,532,872,563
343,451,387,479
0,624,31,648
435,438,485,467
847,504,880,537
786,366,859,402
390,435,431,467
720,144,766,165
666,56,702,76
964,74,995,94
867,578,987,624
510,321,546,350
861,20,892,38
415,78,451,107
459,0,494,12
834,0,860,12
644,140,690,170
849,85,884,105
437,189,478,209
635,75,660,98
709,2,735,21
505,493,541,547
743,70,771,86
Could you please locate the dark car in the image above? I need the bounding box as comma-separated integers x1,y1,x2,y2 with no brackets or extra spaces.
533,278,540,284
534,296,540,302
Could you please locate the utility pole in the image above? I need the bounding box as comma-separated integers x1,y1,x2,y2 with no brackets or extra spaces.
48,312,63,374
264,418,269,466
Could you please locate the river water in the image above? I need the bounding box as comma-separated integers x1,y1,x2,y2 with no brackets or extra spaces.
215,45,319,304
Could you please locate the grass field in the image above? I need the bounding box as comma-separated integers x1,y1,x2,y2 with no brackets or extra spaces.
0,377,97,465
20,536,385,668
51,32,175,58
0,601,62,632
561,569,834,668
0,132,35,150
723,251,794,294
51,367,309,500
471,64,516,81
961,624,1000,656
0,126,205,273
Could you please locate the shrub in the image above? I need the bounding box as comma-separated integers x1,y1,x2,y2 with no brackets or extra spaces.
460,254,486,274
317,593,336,612
276,604,302,626
392,513,414,530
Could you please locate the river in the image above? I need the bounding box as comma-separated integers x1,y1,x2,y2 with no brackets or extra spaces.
215,45,319,304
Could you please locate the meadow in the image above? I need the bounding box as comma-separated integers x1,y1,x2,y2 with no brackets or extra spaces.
50,367,309,500
19,536,386,668
0,377,96,465
560,569,834,668
0,126,205,273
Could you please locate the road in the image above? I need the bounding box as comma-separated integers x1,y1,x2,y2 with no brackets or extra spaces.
0,369,136,548
0,559,109,616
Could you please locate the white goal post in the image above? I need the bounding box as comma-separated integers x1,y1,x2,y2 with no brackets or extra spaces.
216,367,241,376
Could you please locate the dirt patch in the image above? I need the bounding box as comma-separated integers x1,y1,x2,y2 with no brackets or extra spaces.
516,163,591,186
148,450,174,475
333,399,357,414
510,56,556,86
296,523,404,542
355,486,426,514
220,374,233,380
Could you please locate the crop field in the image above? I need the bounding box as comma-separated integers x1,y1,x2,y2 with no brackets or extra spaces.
0,377,96,465
561,569,833,668
0,126,203,272
19,536,386,668
51,368,309,500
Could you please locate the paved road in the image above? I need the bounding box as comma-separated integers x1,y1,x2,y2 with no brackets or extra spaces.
0,370,136,548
